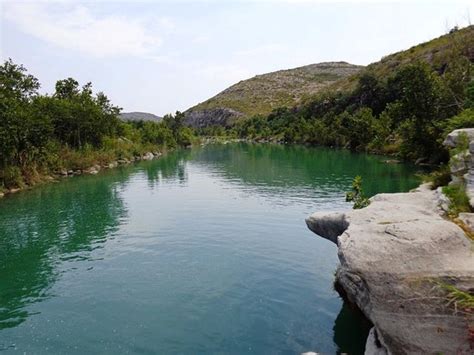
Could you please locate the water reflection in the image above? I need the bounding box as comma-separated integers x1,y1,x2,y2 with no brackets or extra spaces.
0,144,419,353
141,149,192,187
0,173,131,330
0,155,194,332
190,143,421,198
333,302,373,354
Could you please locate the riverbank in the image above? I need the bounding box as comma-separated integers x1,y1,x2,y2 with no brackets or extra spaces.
306,183,473,353
0,149,165,199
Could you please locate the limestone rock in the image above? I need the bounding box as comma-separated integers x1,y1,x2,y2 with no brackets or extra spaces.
365,328,388,355
142,152,154,160
458,212,474,231
306,185,473,354
449,151,470,175
443,128,474,148
184,108,244,128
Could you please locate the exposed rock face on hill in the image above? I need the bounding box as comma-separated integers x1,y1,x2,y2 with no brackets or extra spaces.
184,108,243,128
306,185,473,354
185,62,362,127
119,112,162,122
185,26,474,129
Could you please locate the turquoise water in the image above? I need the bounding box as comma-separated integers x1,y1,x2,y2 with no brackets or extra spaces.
0,144,420,354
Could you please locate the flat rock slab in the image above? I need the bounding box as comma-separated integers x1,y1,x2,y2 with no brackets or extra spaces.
306,185,474,354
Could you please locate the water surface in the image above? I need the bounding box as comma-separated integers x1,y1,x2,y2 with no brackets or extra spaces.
0,143,419,354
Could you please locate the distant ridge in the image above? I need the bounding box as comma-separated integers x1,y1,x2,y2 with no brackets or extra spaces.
185,61,363,128
119,112,162,122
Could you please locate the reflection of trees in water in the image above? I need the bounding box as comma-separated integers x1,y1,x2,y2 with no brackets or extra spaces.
190,143,421,196
142,149,192,187
0,173,128,330
333,302,372,355
0,153,191,331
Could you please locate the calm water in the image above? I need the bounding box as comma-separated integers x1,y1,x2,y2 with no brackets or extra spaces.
0,144,420,354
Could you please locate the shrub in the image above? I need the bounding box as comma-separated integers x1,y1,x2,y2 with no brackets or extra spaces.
418,165,451,189
0,166,24,189
442,183,471,216
346,176,370,209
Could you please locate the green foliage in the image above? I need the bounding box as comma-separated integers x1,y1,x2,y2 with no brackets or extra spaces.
346,176,370,209
465,80,474,108
197,27,474,165
437,282,474,311
443,109,474,134
0,166,24,190
226,54,471,164
418,165,451,189
0,59,196,189
442,184,471,217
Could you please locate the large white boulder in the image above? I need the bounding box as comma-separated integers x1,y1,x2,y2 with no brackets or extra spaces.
306,185,473,354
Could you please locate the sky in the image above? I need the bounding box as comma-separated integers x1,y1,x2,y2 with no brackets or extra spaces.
1,0,473,116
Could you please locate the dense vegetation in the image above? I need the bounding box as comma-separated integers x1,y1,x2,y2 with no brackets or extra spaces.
0,59,194,191
207,26,474,164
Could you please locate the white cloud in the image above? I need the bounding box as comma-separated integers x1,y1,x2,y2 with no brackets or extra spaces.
3,2,162,58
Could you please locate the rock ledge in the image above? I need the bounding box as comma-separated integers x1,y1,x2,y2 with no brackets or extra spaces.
306,184,473,354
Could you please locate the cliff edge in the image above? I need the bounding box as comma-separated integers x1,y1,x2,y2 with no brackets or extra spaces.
306,184,473,354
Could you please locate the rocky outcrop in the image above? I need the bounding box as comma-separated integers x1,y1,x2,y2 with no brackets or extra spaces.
443,128,474,148
306,184,473,354
184,108,244,128
443,128,474,207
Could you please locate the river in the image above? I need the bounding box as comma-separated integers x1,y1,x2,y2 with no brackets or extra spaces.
0,143,420,354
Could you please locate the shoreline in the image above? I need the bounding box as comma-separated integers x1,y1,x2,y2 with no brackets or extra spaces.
0,150,165,200
306,183,473,354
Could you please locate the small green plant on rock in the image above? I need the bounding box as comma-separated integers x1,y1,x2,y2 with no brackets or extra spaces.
442,184,471,217
346,176,370,209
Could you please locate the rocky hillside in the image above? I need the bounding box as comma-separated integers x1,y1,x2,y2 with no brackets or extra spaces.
186,26,474,129
330,25,474,93
119,112,162,122
185,62,362,127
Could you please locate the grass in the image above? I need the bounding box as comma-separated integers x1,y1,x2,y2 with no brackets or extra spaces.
437,282,474,314
442,183,471,217
0,138,166,191
417,165,451,189
191,62,362,117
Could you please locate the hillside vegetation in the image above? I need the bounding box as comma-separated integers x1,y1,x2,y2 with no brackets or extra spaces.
186,62,362,124
207,25,474,163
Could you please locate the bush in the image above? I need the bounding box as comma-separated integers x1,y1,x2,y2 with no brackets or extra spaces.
418,165,451,189
443,109,474,135
442,183,471,216
0,166,24,189
346,176,370,209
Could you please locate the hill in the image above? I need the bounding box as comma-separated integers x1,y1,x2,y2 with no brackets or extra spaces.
227,25,474,163
186,26,474,130
119,112,162,122
185,62,363,127
326,25,474,94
